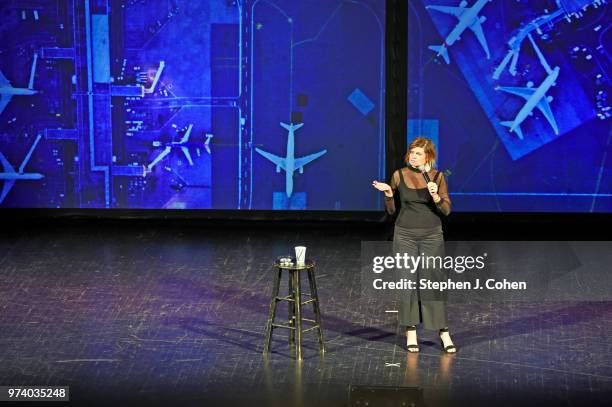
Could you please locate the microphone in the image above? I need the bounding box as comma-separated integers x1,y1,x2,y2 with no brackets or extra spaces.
418,164,431,183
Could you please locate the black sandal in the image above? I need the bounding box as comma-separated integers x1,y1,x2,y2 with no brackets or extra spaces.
406,325,419,353
439,327,456,353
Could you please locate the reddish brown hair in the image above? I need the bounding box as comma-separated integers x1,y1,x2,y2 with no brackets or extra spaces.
404,137,436,168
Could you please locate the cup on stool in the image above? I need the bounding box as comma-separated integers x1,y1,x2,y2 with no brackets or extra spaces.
295,246,306,265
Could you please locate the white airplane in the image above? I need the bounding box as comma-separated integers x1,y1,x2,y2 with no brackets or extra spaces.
427,0,492,64
0,134,44,204
147,124,196,172
497,66,560,140
0,53,39,115
492,10,564,79
255,122,327,198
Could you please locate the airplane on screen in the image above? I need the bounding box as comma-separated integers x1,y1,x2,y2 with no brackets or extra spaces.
427,0,492,64
0,135,44,204
492,9,565,79
255,122,327,198
497,66,560,140
0,53,39,115
147,124,196,172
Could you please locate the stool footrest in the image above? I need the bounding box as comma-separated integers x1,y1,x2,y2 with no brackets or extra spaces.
302,325,321,333
276,293,314,303
271,321,320,333
272,323,296,330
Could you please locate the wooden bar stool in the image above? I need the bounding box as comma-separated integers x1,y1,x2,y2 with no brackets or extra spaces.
263,258,325,360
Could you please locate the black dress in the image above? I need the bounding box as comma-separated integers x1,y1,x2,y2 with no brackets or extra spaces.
384,166,451,330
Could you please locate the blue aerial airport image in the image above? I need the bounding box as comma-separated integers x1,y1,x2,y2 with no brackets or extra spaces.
0,0,385,210
408,0,611,212
2,0,610,213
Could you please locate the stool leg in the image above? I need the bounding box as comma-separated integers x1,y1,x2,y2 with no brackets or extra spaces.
308,267,325,353
263,267,282,353
288,270,295,346
294,270,303,361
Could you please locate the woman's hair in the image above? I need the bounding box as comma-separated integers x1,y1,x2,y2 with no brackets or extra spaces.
404,137,436,168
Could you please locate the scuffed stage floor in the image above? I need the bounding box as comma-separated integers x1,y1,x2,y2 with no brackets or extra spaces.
0,222,610,406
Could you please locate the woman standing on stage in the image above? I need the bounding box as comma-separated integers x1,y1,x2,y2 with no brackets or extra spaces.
372,137,456,353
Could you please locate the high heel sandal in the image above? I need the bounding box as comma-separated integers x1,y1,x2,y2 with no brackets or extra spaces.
439,327,456,353
406,325,419,353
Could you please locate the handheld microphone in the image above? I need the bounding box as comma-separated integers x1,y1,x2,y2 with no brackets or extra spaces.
418,164,432,183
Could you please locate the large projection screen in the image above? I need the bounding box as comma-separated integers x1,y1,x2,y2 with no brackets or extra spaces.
0,0,385,211
407,0,611,212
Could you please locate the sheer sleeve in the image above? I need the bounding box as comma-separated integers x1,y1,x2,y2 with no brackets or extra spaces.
435,172,451,216
385,170,400,215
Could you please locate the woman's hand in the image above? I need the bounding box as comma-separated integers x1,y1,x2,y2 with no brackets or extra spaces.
372,181,393,197
427,182,441,203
